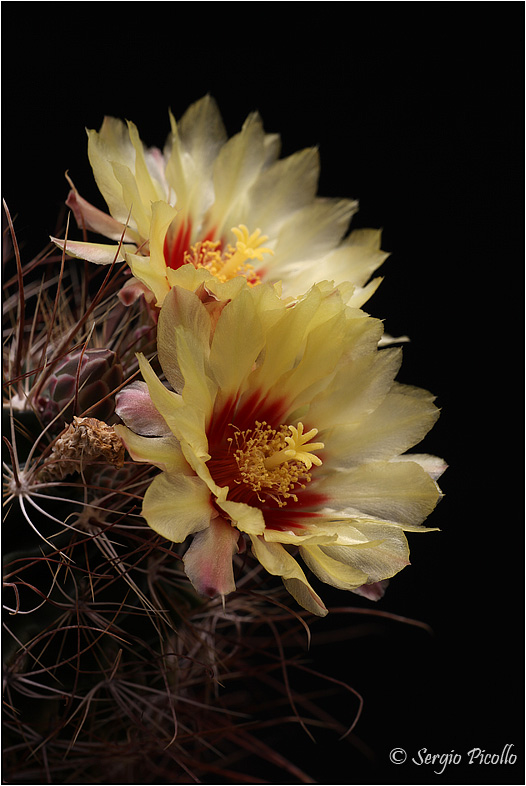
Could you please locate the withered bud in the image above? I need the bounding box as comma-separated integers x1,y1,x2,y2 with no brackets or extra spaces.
39,417,125,481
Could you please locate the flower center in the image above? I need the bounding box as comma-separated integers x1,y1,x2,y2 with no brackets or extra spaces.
184,225,273,286
227,421,323,507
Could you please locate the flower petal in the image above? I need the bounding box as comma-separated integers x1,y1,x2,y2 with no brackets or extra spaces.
216,497,266,536
116,381,172,436
65,186,136,242
317,522,411,583
262,527,338,546
142,471,212,543
247,284,325,397
249,536,327,616
51,236,134,265
207,111,268,237
148,201,180,293
183,516,239,598
115,424,190,475
126,252,170,307
126,120,168,208
320,460,441,527
308,347,402,431
164,95,227,225
396,453,448,481
135,353,190,439
242,147,320,233
273,198,358,266
328,383,440,465
299,544,368,591
157,285,213,394
208,286,266,402
124,201,179,307
351,580,389,601
347,277,383,309
324,228,389,288
87,117,137,224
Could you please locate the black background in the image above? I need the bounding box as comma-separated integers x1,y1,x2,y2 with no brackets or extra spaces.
2,3,524,785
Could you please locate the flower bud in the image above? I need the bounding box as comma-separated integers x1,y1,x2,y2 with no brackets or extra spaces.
38,348,123,426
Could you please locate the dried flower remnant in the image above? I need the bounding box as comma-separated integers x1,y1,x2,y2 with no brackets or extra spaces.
51,95,389,308
39,416,125,481
116,279,446,616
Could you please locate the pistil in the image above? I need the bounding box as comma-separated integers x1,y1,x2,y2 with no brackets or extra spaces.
219,226,273,279
263,424,324,471
184,225,273,284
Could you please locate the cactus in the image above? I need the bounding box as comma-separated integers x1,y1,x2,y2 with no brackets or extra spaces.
2,86,445,779
3,206,376,785
36,348,123,428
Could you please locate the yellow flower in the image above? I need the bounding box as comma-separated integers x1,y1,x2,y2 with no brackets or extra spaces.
115,278,445,616
52,96,388,308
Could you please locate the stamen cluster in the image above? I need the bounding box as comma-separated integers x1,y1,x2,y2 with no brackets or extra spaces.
230,421,312,507
183,225,271,285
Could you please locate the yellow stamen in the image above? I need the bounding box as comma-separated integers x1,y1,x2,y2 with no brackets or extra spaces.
184,224,273,286
264,423,324,471
230,421,323,507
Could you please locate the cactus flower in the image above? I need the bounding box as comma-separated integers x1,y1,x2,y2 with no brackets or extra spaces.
115,279,445,615
52,96,388,308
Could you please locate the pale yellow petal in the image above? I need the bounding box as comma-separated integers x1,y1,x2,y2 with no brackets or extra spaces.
148,200,179,276
247,285,324,396
164,95,227,224
282,577,328,618
142,471,212,543
65,186,136,243
166,263,214,292
328,384,439,465
395,453,448,481
136,353,184,436
320,460,441,527
346,277,383,309
253,286,383,412
87,117,135,223
276,310,349,408
249,536,327,616
300,544,368,590
157,285,213,392
216,498,266,536
262,527,337,546
208,287,266,400
307,348,402,430
324,228,389,288
174,321,216,419
272,198,358,266
114,424,191,475
318,522,411,583
126,120,167,206
111,160,152,240
207,112,268,237
126,252,170,307
137,352,212,463
239,147,320,233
